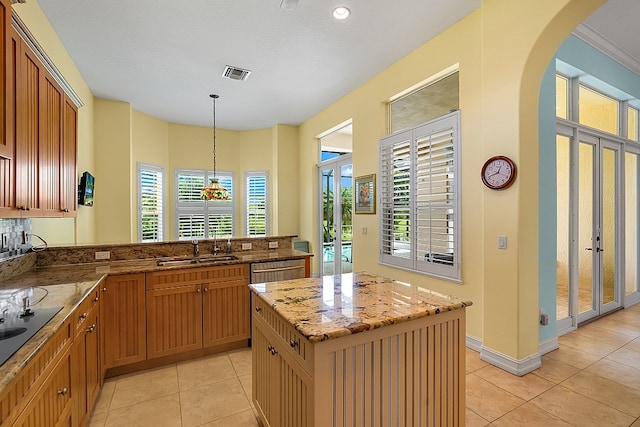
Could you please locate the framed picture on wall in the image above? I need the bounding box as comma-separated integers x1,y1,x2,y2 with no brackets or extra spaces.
355,174,376,214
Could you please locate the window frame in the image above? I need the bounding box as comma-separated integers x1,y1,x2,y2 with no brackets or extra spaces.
245,171,269,237
174,169,234,240
379,111,461,282
137,163,165,242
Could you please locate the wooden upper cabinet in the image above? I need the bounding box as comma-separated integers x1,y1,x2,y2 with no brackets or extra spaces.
15,37,42,215
0,0,10,160
0,15,17,217
61,96,77,216
11,31,78,218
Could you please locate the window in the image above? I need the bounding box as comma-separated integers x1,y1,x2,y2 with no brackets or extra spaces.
246,172,268,236
380,111,460,281
555,74,568,119
579,85,618,134
175,169,233,239
628,106,638,141
138,164,164,242
389,71,459,133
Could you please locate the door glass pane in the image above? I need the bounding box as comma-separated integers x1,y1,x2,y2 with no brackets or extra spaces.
322,168,335,276
556,75,568,119
340,164,353,274
625,152,639,296
602,148,617,305
628,107,638,141
579,86,618,135
556,135,571,320
578,142,594,314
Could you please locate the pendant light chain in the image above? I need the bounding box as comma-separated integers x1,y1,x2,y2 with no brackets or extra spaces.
211,93,219,179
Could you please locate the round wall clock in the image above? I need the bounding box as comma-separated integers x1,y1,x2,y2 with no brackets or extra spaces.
481,156,517,190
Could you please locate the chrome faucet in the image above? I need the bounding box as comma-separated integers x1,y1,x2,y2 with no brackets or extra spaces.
20,296,34,318
191,240,199,258
0,308,8,323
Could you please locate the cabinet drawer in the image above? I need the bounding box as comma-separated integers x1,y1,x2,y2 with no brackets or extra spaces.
252,297,313,369
73,288,100,335
146,264,249,290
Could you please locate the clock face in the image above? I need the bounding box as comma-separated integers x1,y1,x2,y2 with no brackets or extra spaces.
481,156,516,189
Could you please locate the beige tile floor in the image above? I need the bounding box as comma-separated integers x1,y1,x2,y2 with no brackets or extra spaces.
89,304,640,426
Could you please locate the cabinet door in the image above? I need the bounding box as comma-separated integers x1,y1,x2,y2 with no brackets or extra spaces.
203,278,250,347
60,96,77,216
12,350,73,427
38,71,63,217
101,274,147,369
252,325,278,427
0,26,18,217
14,38,42,215
0,0,11,160
146,285,203,359
73,307,100,427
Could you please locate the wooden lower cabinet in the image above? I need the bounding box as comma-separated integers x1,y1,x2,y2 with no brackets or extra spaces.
12,350,73,427
252,293,467,427
252,325,312,427
101,273,146,369
71,297,100,427
146,265,250,359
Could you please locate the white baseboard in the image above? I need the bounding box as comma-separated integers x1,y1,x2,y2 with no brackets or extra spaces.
539,337,559,356
466,334,482,352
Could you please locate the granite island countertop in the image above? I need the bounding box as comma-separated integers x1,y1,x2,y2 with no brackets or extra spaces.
249,271,472,343
0,248,311,393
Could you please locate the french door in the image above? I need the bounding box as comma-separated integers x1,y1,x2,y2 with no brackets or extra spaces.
557,123,624,331
318,156,353,276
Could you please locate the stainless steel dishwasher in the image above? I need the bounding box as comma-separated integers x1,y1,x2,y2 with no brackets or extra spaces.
250,259,306,283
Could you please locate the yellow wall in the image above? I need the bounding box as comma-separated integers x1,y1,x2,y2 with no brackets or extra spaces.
13,2,96,245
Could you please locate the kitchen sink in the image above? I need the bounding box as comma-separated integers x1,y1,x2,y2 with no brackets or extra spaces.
0,306,63,366
156,255,238,267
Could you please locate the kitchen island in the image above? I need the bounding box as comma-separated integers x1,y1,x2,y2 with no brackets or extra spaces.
250,272,472,427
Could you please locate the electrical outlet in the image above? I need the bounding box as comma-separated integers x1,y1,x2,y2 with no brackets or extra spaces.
95,251,111,260
242,243,252,250
539,310,549,326
268,241,278,249
22,231,28,244
1,233,8,249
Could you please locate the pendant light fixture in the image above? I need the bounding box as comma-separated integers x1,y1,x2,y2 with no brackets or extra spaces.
201,94,230,201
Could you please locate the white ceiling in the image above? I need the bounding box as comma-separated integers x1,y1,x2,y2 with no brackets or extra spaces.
35,0,640,131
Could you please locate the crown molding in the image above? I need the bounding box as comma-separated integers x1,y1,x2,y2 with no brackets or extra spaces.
573,23,640,78
11,12,84,108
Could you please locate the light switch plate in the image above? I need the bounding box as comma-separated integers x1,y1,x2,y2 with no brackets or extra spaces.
1,233,8,249
498,235,507,249
242,243,252,250
268,241,278,249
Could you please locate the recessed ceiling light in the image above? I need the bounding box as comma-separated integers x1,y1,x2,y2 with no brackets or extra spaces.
333,6,350,20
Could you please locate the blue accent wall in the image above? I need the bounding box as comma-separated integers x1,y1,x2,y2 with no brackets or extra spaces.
538,35,640,343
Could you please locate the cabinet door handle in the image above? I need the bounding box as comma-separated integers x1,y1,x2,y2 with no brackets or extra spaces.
101,287,107,292
203,287,208,292
62,208,69,213
255,306,262,312
57,387,68,396
93,296,99,302
80,312,88,319
289,340,298,348
196,287,200,293
271,347,278,355
87,324,96,333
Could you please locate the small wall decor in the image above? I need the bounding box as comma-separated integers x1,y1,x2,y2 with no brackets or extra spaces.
355,174,376,214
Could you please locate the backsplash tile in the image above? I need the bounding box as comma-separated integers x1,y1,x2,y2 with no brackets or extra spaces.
0,219,32,261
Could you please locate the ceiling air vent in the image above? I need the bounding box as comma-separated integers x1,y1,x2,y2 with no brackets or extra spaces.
222,66,251,81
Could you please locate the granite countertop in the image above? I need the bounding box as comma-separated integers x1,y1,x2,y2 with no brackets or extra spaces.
249,271,472,343
0,248,310,393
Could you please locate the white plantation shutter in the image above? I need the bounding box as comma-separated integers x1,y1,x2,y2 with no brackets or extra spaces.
246,172,268,236
379,111,460,281
138,164,164,242
175,169,234,239
380,131,413,269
